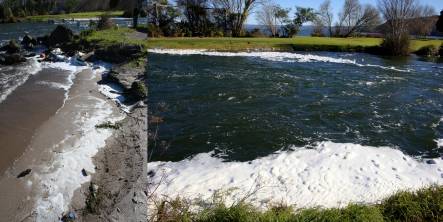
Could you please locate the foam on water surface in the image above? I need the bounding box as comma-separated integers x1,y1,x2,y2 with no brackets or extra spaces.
149,141,443,210
148,49,410,72
0,57,42,103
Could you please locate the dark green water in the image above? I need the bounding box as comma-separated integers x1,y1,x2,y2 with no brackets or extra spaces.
148,51,443,162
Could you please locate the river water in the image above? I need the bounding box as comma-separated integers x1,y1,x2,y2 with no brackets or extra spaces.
148,49,443,209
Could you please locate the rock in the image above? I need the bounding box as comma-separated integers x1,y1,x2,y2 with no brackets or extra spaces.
0,53,26,65
147,170,155,177
0,40,21,54
48,25,74,47
17,169,31,178
426,159,437,164
61,211,76,222
21,35,37,49
81,168,88,176
36,35,49,46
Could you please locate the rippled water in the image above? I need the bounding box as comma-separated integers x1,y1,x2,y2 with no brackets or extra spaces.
148,51,443,161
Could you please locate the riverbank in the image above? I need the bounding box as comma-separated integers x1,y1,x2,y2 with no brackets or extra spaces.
25,11,124,22
147,36,443,54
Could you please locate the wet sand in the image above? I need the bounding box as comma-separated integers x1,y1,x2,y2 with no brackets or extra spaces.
0,68,123,221
0,68,67,175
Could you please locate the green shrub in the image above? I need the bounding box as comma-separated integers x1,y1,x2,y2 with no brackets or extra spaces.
381,33,411,56
415,45,439,57
97,13,115,30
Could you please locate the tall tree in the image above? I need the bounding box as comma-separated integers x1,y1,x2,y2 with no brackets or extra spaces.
318,0,333,37
212,0,259,37
336,0,380,37
437,10,443,32
409,5,436,37
256,1,288,37
177,0,213,36
378,0,419,55
283,7,316,37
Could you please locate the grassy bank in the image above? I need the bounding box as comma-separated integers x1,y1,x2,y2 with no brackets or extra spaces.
80,28,443,54
151,185,443,222
147,36,443,53
26,11,124,21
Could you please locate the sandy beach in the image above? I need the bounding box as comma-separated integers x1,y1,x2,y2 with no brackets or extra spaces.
0,66,125,221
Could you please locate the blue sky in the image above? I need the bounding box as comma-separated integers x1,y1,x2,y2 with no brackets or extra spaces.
248,0,443,24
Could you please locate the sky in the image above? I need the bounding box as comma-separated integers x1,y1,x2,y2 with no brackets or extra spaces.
248,0,443,24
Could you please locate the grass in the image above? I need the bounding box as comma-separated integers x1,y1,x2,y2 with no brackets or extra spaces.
26,11,124,21
80,28,443,54
150,185,443,222
147,36,443,53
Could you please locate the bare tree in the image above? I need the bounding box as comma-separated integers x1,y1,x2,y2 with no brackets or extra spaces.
256,1,288,37
336,0,380,37
378,0,419,55
212,0,260,37
318,0,333,37
409,5,436,38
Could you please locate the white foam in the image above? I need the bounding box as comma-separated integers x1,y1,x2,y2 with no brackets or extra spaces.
148,141,443,211
148,49,410,72
0,57,42,103
94,62,134,113
34,90,125,222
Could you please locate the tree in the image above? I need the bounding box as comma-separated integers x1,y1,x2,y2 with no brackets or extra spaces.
378,0,419,55
256,1,289,37
133,0,143,28
318,0,333,37
65,0,78,13
212,0,259,37
437,10,443,32
283,7,316,37
336,0,380,37
109,0,120,9
409,5,436,37
177,0,213,36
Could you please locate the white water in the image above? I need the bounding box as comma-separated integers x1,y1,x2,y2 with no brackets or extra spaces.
0,57,42,103
148,49,410,72
148,141,443,210
17,54,127,221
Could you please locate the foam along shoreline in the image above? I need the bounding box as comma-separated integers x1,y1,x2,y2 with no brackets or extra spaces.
0,57,42,103
0,58,125,221
32,66,124,221
148,141,443,211
148,49,410,72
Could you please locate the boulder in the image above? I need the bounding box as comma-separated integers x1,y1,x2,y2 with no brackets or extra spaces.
37,35,49,46
48,25,74,47
0,40,21,54
21,34,37,49
0,53,26,65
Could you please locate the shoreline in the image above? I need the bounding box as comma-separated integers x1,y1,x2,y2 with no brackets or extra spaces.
0,64,125,221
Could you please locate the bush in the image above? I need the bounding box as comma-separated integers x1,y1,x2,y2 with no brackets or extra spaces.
381,33,410,56
415,45,439,57
97,13,115,30
130,81,147,99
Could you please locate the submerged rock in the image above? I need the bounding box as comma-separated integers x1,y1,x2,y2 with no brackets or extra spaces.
426,159,437,164
0,53,26,65
21,34,37,49
17,169,31,178
0,40,21,54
